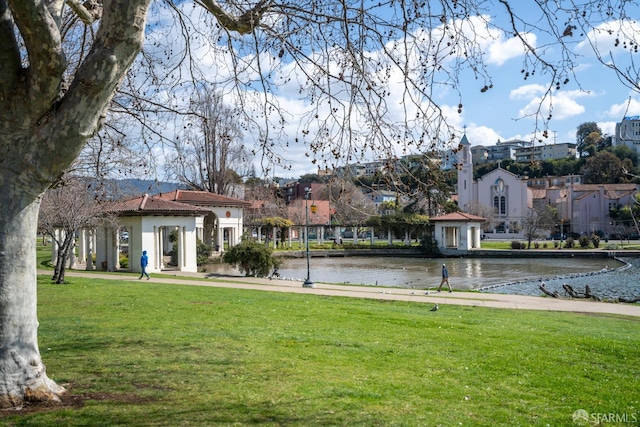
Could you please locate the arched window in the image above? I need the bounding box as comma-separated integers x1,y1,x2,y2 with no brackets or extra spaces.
494,178,507,215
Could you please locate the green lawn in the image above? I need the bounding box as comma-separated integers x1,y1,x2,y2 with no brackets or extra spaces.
4,275,638,426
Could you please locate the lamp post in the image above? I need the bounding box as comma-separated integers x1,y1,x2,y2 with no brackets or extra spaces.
303,189,317,288
559,219,564,249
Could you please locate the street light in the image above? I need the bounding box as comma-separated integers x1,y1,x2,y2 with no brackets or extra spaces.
303,189,317,288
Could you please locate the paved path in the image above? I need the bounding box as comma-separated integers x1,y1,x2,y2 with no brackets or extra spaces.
48,270,640,317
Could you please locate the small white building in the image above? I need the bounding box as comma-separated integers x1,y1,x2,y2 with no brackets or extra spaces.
97,194,211,274
79,190,251,274
430,212,486,254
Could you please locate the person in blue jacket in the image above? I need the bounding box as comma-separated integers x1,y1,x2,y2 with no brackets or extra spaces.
437,263,452,292
139,250,150,280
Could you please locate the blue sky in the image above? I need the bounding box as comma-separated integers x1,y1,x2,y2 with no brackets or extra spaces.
140,2,640,180
279,2,640,177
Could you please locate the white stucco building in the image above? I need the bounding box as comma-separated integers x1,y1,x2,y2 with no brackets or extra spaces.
95,194,211,274
71,190,251,274
155,190,251,251
430,212,486,254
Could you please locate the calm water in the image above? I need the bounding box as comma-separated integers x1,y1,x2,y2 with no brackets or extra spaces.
204,255,640,300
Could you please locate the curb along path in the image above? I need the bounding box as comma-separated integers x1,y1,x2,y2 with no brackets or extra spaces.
46,270,640,318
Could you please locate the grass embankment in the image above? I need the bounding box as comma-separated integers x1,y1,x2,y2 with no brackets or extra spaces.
5,275,637,426
480,240,640,250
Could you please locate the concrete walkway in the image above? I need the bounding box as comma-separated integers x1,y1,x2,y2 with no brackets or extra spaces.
49,270,640,318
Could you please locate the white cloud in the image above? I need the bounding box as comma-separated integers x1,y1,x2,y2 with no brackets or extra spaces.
606,96,640,119
575,19,640,60
598,121,617,137
510,85,590,121
486,32,536,66
509,84,546,100
466,125,502,145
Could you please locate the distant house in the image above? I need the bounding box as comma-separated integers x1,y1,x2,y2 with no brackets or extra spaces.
430,212,486,253
614,115,640,155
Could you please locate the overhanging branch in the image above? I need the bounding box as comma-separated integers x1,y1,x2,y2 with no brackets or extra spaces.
195,0,270,35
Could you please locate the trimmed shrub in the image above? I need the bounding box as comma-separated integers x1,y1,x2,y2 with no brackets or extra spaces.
222,240,280,277
578,235,591,248
119,256,128,269
510,240,526,249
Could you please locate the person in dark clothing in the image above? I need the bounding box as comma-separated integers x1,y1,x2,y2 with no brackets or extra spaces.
437,263,452,292
139,250,150,280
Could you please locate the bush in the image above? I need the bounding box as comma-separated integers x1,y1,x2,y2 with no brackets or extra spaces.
119,256,128,269
578,235,591,248
510,240,526,249
591,234,601,248
222,240,280,277
533,242,540,249
565,237,575,248
196,239,213,265
420,236,440,255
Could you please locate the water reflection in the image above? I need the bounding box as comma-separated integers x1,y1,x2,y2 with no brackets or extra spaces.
204,255,639,299
271,256,619,289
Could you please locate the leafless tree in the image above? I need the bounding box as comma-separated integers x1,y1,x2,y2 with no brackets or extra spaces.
321,179,375,226
2,0,640,408
466,202,497,232
168,88,251,197
522,205,557,249
38,179,103,283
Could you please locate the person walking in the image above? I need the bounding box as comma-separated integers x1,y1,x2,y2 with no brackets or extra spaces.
438,263,452,292
139,250,150,280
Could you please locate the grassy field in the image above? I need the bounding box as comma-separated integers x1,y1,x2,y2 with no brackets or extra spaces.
2,274,638,426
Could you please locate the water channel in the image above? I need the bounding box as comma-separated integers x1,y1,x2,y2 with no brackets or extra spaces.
203,255,640,300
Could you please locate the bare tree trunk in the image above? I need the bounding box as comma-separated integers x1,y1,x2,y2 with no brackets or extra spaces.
0,198,65,406
52,251,63,283
56,250,68,284
54,233,75,284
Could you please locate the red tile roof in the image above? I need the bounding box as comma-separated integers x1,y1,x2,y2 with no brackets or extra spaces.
156,190,251,208
104,194,211,216
573,184,638,192
430,212,487,222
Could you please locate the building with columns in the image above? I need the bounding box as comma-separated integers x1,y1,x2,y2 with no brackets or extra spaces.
98,194,212,274
155,190,251,252
66,190,251,274
430,212,486,253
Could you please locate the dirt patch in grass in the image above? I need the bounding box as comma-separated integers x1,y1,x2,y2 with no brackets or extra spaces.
0,388,155,417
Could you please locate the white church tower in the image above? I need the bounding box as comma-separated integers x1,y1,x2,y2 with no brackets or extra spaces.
456,134,474,212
